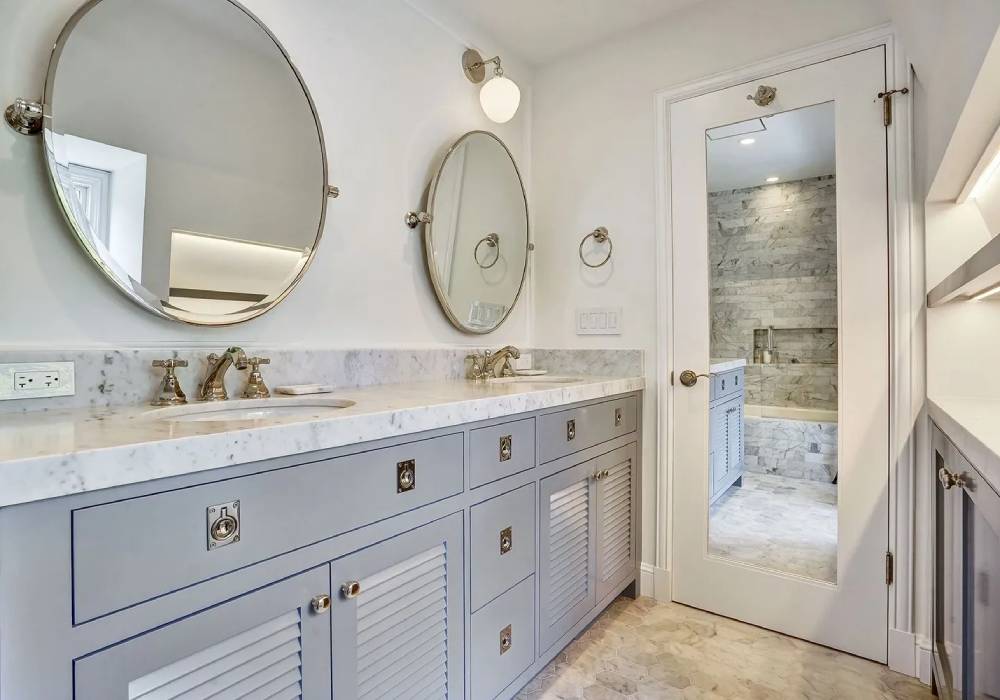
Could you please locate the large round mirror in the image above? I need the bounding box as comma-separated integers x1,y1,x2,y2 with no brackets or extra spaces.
423,131,529,334
42,0,328,325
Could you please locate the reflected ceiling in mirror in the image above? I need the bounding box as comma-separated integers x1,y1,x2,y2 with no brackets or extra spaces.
424,131,529,334
43,0,328,325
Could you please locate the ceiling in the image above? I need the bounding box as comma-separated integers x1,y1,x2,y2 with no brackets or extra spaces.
431,0,707,65
707,102,836,192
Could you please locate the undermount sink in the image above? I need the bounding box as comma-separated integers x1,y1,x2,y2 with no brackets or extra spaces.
487,375,582,387
144,397,356,423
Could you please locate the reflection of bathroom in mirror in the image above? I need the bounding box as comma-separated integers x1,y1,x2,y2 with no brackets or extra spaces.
423,131,529,334
43,0,327,325
705,101,839,583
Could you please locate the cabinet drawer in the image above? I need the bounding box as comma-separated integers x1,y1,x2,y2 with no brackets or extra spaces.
711,368,743,402
471,483,536,611
471,575,535,700
537,395,637,464
72,433,464,623
470,417,535,488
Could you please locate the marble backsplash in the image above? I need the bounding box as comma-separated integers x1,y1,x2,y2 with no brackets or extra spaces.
0,346,643,413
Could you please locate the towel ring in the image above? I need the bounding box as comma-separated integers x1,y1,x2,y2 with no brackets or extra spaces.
474,233,500,269
579,227,613,268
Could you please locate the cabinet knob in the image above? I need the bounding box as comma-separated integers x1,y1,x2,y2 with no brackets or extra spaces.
938,467,967,491
499,624,512,655
341,580,362,599
593,469,610,481
311,594,331,614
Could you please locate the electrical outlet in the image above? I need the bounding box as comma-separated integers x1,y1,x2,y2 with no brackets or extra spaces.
0,362,75,401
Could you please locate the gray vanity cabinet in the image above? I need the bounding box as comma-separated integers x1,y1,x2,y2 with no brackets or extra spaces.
330,513,464,700
932,423,1000,700
74,564,332,699
538,443,637,653
709,386,744,504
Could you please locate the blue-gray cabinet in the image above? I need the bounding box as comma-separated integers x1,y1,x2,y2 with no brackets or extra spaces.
709,368,744,504
0,392,641,699
931,422,1000,700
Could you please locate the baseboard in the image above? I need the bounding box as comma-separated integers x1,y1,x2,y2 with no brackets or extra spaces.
640,562,670,601
888,628,933,683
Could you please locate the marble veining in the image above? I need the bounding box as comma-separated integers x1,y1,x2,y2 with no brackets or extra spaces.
744,416,838,483
0,375,643,508
0,347,642,413
515,596,930,699
709,472,837,583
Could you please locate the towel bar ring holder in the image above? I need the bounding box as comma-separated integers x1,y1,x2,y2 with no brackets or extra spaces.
579,227,613,268
474,232,501,269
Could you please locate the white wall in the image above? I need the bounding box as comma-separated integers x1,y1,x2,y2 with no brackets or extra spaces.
0,0,533,348
529,0,890,570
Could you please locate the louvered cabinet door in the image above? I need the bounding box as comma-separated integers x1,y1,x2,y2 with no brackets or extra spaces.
74,565,332,699
595,443,638,601
538,460,597,653
330,512,464,700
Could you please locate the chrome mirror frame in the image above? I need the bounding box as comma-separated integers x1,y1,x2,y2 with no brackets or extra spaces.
422,130,530,335
36,0,331,326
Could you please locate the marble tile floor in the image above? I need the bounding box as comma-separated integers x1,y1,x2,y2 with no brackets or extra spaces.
709,472,837,583
515,596,932,699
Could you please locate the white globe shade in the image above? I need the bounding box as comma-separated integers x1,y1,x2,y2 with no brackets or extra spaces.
479,75,520,123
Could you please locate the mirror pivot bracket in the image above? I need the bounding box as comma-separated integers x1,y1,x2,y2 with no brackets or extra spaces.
4,98,43,135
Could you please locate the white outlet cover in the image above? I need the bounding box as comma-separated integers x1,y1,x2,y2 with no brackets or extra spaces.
0,362,75,401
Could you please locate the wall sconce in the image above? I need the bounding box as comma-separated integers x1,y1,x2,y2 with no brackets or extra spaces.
462,48,520,124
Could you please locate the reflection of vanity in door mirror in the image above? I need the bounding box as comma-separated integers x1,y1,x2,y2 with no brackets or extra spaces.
410,131,530,334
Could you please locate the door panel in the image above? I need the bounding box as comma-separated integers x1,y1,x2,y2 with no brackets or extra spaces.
596,444,637,601
538,461,596,653
74,565,331,699
670,46,889,661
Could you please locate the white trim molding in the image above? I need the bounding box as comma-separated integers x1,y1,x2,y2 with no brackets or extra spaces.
652,23,921,677
639,561,670,602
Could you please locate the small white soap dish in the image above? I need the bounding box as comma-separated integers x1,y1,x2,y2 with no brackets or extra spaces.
514,369,548,376
275,384,336,395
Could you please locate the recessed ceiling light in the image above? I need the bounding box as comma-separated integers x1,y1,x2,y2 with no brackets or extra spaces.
765,176,780,183
739,137,756,145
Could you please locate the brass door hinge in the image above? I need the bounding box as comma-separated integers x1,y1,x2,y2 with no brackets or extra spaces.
885,551,894,586
877,88,909,127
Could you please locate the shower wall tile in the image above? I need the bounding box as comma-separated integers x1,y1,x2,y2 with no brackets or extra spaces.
709,176,838,410
744,416,838,482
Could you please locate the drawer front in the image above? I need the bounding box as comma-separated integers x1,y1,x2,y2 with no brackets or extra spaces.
537,395,637,464
470,417,536,488
470,575,535,700
470,483,536,611
712,368,743,402
72,433,464,623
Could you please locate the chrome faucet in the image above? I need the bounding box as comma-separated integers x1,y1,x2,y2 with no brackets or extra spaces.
483,345,521,379
199,347,248,401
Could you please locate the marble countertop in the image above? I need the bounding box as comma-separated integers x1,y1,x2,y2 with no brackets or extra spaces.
710,358,748,373
928,395,1000,495
0,375,643,508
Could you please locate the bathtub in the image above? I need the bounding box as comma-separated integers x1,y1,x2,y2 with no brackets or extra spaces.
744,404,837,423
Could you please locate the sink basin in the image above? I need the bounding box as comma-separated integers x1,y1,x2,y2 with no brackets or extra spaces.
144,397,356,423
487,375,582,387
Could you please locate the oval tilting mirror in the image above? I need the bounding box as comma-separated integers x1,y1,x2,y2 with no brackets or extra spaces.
423,131,529,334
41,0,329,325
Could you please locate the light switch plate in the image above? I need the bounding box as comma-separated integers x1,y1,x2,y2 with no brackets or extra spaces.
0,362,75,400
576,307,623,335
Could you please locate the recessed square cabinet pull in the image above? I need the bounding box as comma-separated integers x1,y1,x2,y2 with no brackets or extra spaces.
567,419,576,441
614,407,623,427
499,434,513,462
500,526,513,555
500,624,513,655
206,500,240,550
397,459,416,492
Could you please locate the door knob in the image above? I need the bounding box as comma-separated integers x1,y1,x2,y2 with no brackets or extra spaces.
678,370,710,387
